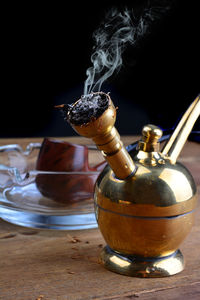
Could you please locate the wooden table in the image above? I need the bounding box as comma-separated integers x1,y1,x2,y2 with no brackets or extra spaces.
0,137,199,300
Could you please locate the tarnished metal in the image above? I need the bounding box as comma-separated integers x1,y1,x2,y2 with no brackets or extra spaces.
65,93,199,277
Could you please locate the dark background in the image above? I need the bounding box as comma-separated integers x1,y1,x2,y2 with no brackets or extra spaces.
1,0,199,138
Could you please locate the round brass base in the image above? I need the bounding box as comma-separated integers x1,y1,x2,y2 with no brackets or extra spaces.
100,246,184,278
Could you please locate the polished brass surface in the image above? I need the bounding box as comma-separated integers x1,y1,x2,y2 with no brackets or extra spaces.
162,94,200,163
68,92,137,179
66,95,199,277
95,157,196,257
95,159,197,217
100,246,184,278
138,124,163,152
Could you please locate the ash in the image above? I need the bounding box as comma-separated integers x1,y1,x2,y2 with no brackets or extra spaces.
69,92,109,125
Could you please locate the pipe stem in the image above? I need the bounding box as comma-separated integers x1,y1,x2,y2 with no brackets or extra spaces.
162,94,200,163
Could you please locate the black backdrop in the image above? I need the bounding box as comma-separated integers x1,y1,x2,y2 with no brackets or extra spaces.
1,0,199,138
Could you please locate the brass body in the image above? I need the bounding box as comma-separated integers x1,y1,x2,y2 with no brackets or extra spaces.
67,93,200,277
95,150,196,269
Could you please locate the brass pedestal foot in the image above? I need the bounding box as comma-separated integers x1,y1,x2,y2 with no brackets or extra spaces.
100,246,184,278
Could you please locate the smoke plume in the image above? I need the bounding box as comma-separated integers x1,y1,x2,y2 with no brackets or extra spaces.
84,2,171,95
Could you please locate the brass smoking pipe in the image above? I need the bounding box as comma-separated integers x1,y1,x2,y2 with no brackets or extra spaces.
63,92,199,277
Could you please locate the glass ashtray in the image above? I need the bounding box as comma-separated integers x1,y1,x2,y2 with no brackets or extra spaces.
0,140,104,230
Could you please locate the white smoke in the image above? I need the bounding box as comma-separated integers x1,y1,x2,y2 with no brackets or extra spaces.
84,3,171,95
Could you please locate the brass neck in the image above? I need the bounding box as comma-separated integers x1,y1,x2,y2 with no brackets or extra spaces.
94,127,136,179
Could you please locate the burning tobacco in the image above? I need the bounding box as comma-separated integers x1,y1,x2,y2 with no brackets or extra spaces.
69,92,109,125
56,92,109,126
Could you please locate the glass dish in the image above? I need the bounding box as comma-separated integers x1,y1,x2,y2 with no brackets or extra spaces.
0,142,102,230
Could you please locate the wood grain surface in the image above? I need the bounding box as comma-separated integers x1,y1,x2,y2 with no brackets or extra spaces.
0,137,199,300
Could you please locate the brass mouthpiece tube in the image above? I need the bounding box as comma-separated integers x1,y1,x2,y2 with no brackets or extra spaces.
162,94,200,163
68,93,137,179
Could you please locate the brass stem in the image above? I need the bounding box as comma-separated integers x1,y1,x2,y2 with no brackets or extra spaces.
162,94,200,163
94,127,137,179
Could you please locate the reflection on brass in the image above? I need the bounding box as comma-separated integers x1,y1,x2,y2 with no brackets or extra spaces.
65,93,199,277
101,246,184,277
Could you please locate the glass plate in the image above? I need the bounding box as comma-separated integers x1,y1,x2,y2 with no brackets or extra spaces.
0,142,102,230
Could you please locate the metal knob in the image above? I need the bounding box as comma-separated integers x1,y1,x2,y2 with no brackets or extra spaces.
139,124,163,152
